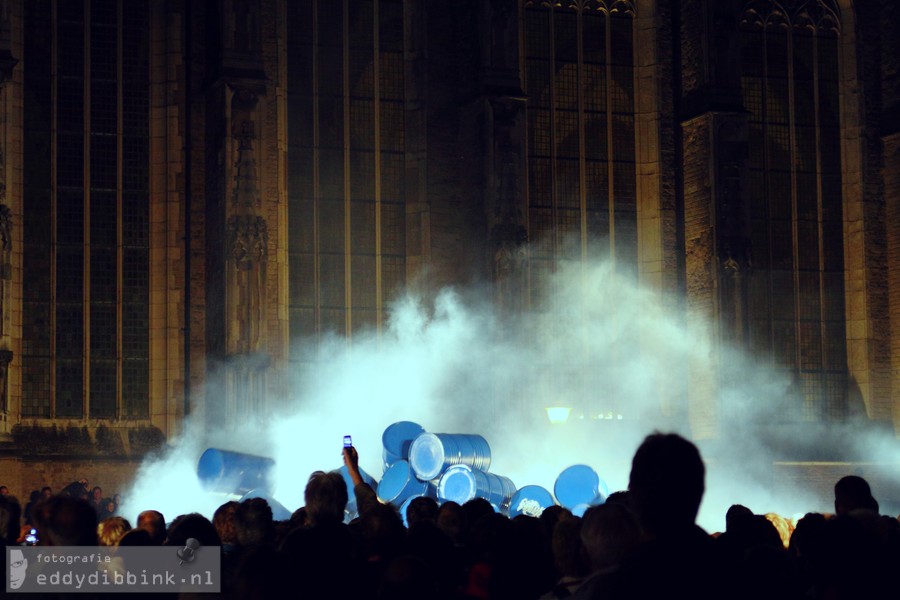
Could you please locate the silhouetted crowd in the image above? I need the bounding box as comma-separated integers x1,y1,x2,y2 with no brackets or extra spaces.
2,432,899,599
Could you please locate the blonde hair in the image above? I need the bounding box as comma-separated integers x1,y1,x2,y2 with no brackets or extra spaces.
764,512,794,548
97,516,132,547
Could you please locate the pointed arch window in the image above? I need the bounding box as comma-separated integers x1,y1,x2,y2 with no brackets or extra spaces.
740,0,847,420
523,0,637,308
22,0,150,419
286,0,407,351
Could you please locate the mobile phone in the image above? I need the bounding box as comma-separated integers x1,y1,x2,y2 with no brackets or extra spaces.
343,435,353,448
25,528,38,545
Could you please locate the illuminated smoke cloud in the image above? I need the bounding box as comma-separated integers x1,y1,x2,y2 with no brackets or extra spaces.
121,256,900,531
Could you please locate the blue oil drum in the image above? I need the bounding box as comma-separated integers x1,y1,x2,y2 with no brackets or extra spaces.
382,421,426,470
553,464,608,510
377,460,430,507
408,432,491,481
508,485,555,518
197,448,275,495
437,464,516,511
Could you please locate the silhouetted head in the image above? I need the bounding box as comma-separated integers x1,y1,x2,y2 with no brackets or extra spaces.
358,502,406,561
539,504,568,541
304,471,348,526
581,502,642,571
137,509,167,545
97,516,132,547
834,475,879,516
33,496,98,546
289,506,308,530
628,432,705,536
436,501,465,544
788,512,827,558
604,490,632,507
405,496,439,529
551,512,590,578
0,493,22,544
235,497,274,546
462,497,495,531
118,528,153,546
213,501,240,545
164,512,220,547
725,504,753,532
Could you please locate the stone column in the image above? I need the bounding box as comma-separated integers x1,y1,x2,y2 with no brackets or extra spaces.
205,0,272,427
884,132,900,433
487,98,528,317
679,0,750,438
0,7,16,434
482,0,528,317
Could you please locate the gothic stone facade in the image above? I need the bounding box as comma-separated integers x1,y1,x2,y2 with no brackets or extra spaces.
0,0,897,498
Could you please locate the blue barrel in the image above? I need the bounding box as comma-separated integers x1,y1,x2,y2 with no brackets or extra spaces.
554,464,608,511
508,485,555,518
437,465,516,511
377,460,430,507
408,432,491,481
197,448,275,495
334,465,378,522
239,489,293,521
382,421,425,470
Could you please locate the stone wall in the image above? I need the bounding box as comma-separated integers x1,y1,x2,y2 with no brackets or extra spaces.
682,114,718,438
771,461,900,518
885,133,900,432
0,423,165,505
0,456,146,509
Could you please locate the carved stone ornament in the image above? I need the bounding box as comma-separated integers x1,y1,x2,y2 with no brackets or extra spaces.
490,209,529,314
231,87,261,210
523,1,636,16
228,214,269,270
741,0,841,34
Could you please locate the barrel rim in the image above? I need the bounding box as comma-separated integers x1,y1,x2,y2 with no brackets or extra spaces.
409,432,445,480
437,464,477,503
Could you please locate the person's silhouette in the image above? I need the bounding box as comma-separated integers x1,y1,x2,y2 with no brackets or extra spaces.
598,431,726,599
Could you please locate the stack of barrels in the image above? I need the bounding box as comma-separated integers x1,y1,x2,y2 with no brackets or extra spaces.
195,426,610,524
375,421,609,522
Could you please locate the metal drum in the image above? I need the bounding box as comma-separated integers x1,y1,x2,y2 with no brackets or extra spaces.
408,432,491,481
382,421,426,470
553,464,608,511
377,460,430,507
197,448,275,495
437,464,516,512
508,485,555,518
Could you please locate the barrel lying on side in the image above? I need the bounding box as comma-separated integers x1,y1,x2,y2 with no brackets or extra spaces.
409,432,491,481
